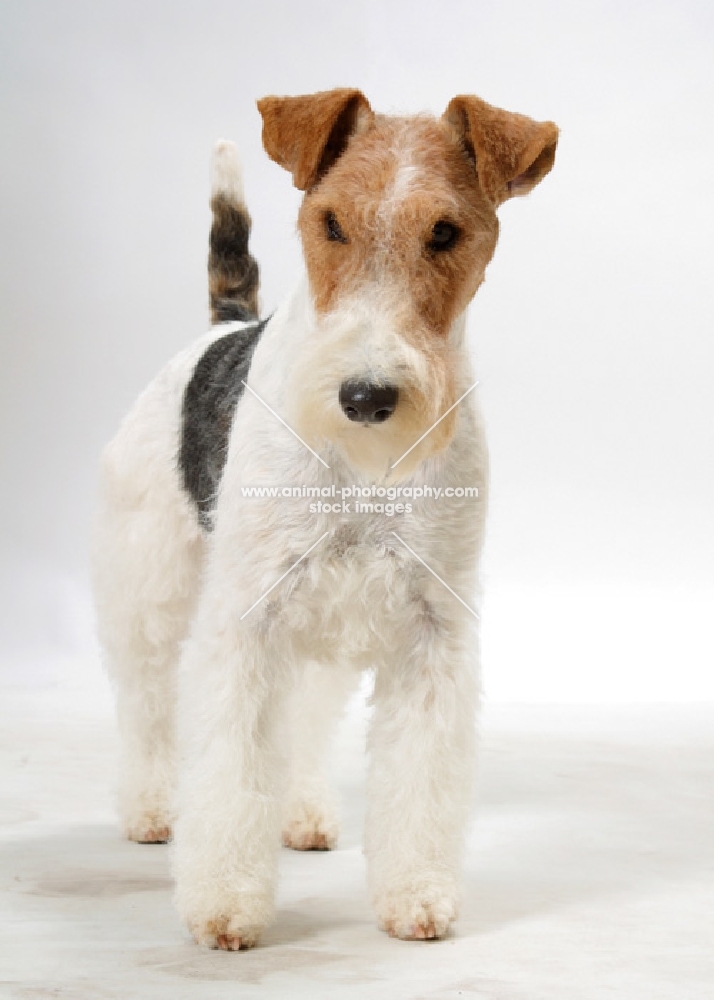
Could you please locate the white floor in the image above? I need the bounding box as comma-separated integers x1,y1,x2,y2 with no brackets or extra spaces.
1,683,712,1000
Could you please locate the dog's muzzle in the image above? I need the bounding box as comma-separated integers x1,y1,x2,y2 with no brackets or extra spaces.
339,380,399,424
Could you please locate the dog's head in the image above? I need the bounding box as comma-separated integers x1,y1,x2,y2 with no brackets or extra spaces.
257,89,558,479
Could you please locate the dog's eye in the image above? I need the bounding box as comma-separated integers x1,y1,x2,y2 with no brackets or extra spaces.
428,221,460,252
325,211,347,244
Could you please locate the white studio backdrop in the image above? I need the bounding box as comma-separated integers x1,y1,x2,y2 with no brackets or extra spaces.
1,0,712,702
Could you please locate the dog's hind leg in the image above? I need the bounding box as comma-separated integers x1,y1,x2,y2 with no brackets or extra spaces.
282,662,359,851
92,394,204,844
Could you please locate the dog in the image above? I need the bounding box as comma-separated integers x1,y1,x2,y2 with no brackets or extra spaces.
92,88,558,949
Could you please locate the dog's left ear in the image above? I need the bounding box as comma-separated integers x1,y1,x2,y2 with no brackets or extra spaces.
444,95,558,205
257,88,374,191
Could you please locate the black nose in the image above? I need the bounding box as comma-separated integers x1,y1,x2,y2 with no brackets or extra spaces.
339,380,399,424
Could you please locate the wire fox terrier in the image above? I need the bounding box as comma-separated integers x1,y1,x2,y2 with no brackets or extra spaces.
92,88,558,949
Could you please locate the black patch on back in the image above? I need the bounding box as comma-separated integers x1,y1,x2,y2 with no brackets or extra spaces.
179,320,268,528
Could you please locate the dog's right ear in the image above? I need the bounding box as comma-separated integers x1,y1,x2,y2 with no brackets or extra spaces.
257,89,373,191
444,95,558,206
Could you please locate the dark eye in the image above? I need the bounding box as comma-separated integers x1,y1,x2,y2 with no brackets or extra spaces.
325,211,347,243
428,221,460,252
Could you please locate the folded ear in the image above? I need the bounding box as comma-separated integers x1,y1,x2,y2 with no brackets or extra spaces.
257,88,373,191
444,95,558,205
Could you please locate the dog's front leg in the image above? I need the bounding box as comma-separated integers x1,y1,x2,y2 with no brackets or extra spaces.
172,589,290,951
365,614,478,940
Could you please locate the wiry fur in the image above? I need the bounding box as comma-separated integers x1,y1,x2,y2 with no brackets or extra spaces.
92,88,558,949
208,140,260,324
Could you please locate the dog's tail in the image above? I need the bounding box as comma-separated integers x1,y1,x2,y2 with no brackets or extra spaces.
208,140,260,325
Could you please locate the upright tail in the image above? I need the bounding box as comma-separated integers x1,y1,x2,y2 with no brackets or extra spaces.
208,140,260,325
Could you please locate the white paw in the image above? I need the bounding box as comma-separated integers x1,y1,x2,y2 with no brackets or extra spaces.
177,887,273,951
119,774,175,844
173,809,277,951
374,883,458,940
282,797,339,851
123,809,173,844
189,914,263,951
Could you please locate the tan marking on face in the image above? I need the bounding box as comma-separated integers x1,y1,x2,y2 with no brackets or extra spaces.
263,92,557,474
297,115,499,335
292,115,501,474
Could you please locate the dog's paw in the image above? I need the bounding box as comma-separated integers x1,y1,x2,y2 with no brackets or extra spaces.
120,779,174,844
374,884,458,941
123,811,173,844
282,798,338,851
176,874,274,951
190,915,263,951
